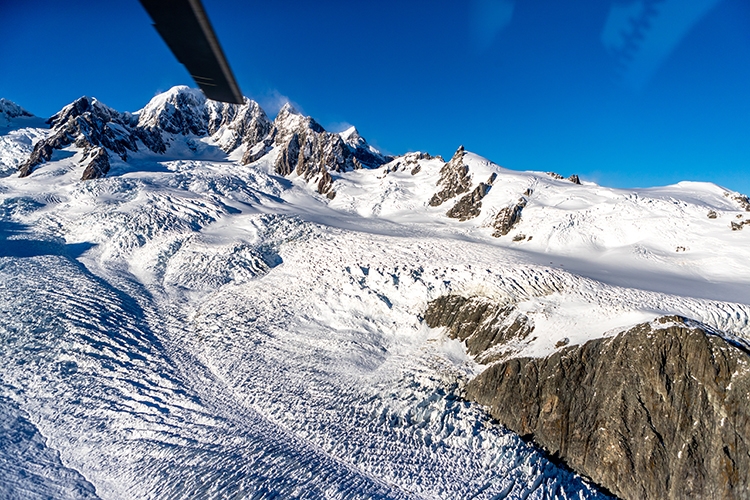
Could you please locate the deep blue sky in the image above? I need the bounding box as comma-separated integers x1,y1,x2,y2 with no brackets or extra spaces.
2,0,749,194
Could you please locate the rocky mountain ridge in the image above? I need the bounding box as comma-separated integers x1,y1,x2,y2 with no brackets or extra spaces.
14,87,389,193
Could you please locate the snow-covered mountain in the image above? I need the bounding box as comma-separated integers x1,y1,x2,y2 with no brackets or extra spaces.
1,86,749,499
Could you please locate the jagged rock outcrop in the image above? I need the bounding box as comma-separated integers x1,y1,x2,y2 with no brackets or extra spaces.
465,315,750,500
429,146,471,207
731,219,750,231
546,171,581,184
379,152,437,176
270,104,387,197
80,147,110,180
424,295,534,363
19,96,139,177
729,193,750,212
446,173,497,221
491,198,526,237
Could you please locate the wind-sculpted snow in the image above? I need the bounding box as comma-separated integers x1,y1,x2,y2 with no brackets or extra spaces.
0,89,749,498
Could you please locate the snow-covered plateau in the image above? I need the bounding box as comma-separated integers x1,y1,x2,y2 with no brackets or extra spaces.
1,87,748,499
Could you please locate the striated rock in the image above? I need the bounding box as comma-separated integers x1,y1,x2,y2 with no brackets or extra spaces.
241,132,276,165
429,146,471,207
708,210,718,219
568,174,581,184
80,147,110,180
446,173,497,221
466,316,750,500
491,199,526,237
424,295,534,363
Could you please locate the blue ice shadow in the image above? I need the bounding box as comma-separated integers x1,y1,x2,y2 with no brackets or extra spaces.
0,221,94,259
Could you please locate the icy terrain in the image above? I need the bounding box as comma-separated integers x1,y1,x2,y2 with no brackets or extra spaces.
0,88,748,499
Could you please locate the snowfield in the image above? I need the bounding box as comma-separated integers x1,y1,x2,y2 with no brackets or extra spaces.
1,90,749,499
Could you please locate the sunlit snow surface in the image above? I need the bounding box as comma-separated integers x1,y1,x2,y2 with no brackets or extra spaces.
1,129,749,499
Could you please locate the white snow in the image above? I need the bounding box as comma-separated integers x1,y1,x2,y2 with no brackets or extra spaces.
0,93,748,498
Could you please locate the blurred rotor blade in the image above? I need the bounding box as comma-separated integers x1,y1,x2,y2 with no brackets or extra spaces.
139,0,244,104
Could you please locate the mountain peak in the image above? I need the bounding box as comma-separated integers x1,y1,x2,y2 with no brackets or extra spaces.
277,102,299,116
0,98,33,120
137,86,209,135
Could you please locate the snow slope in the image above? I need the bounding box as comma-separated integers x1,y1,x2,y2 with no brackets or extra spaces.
0,89,748,499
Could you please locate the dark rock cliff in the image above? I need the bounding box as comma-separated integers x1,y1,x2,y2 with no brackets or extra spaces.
463,315,750,500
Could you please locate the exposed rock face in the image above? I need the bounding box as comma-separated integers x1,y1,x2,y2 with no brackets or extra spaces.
424,295,534,363
80,147,110,180
429,146,471,207
380,151,436,176
270,104,387,197
446,173,497,221
730,193,750,212
491,199,526,237
465,316,750,500
568,174,581,184
731,220,750,231
19,96,139,177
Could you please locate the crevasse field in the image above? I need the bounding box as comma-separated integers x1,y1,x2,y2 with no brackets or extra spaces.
1,91,749,499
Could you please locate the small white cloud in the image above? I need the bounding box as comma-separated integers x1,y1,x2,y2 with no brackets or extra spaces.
254,89,304,117
326,121,355,134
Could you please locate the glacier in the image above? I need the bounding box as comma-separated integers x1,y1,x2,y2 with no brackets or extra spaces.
0,87,748,499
